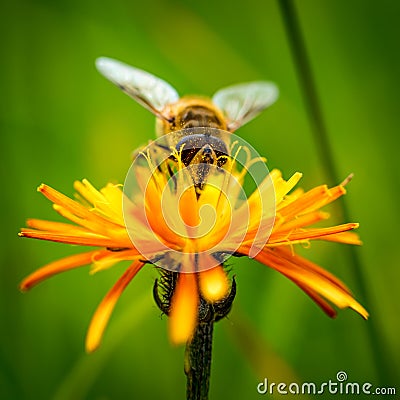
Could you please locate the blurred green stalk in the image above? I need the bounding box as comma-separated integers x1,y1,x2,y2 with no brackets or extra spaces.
278,0,394,385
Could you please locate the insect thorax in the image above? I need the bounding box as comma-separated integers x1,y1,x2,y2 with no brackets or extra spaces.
156,98,227,135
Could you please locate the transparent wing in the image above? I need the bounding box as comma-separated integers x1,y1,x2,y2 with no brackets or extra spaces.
212,81,279,131
96,57,179,120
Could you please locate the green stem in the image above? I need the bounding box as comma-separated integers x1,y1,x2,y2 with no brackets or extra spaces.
185,321,214,400
154,273,235,399
279,0,338,187
278,0,394,385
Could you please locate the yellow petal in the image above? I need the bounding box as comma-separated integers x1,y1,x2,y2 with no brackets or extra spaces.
199,264,229,302
20,250,108,291
74,179,106,208
274,172,303,205
100,183,125,224
75,179,124,225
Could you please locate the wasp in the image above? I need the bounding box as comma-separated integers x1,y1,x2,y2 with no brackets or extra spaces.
96,57,278,171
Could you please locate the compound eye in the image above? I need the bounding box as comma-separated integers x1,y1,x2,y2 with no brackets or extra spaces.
215,152,228,167
168,116,176,128
175,135,205,166
180,147,198,166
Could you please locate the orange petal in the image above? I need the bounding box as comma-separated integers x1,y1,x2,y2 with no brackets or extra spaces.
272,247,352,293
169,273,199,345
143,178,183,245
52,204,124,237
19,250,109,291
38,184,96,220
85,260,144,352
89,249,140,274
199,265,229,303
269,223,359,244
253,249,368,319
284,275,337,318
274,211,330,232
19,229,129,248
302,185,347,214
39,184,124,233
26,218,89,234
278,185,345,219
179,186,200,227
320,231,362,245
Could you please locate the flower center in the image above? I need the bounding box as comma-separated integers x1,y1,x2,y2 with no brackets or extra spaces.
123,128,275,273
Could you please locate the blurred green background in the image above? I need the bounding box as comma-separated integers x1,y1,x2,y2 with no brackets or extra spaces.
1,0,399,399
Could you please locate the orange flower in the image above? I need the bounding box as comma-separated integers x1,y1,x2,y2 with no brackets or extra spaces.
19,150,367,351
